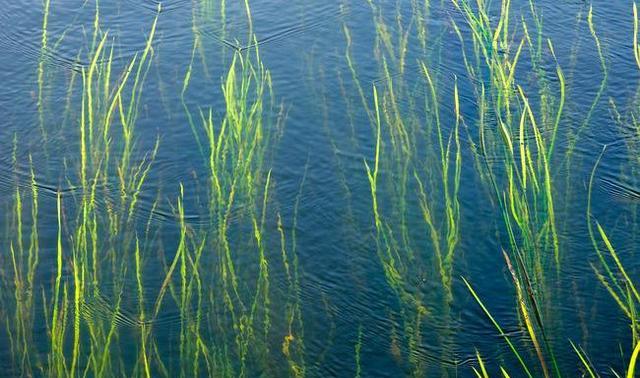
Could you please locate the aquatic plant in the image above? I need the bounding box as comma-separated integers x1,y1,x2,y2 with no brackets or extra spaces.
342,1,465,375
47,4,162,376
463,147,640,377
466,273,640,377
0,0,308,376
448,3,597,374
452,0,561,279
2,153,40,377
4,0,640,376
461,4,640,375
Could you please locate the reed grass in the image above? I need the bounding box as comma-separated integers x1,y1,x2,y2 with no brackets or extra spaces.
459,5,640,374
463,145,637,375
465,264,640,377
4,0,640,376
448,7,577,376
43,4,164,376
588,148,640,346
159,24,302,378
3,157,41,377
433,1,635,376
452,0,561,277
608,3,640,254
3,0,307,372
5,1,209,375
345,1,464,374
37,0,51,142
563,6,608,160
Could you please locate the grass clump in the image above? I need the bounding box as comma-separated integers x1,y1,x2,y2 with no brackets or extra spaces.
344,1,463,375
1,1,306,376
459,5,639,375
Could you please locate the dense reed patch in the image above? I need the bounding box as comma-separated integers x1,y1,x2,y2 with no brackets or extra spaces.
0,1,304,377
453,1,639,376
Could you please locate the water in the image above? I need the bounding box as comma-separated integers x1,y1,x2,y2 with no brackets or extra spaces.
0,0,638,376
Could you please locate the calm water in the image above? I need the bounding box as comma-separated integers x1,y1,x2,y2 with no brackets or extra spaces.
0,0,639,376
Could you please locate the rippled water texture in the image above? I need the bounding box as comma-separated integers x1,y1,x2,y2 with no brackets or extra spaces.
0,0,639,376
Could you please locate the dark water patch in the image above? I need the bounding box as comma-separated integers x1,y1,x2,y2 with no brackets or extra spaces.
196,0,364,52
239,4,358,52
0,162,172,228
0,33,87,73
127,171,336,230
82,291,141,328
0,0,188,75
606,116,640,149
82,285,206,329
196,27,243,51
406,345,476,371
0,152,56,201
464,121,559,167
0,1,125,73
599,175,640,202
363,61,486,143
0,1,74,71
131,200,252,228
370,58,478,89
126,0,191,14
